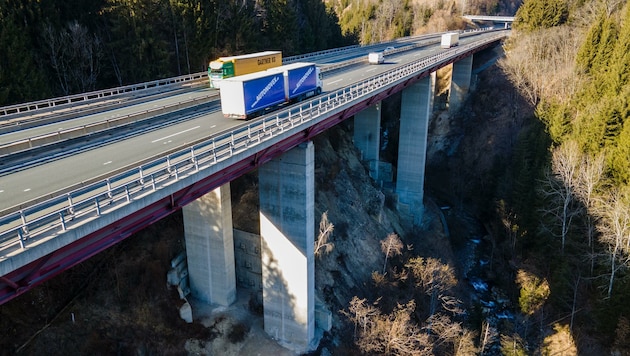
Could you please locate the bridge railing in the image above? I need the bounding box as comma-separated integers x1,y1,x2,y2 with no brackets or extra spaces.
0,72,209,118
0,32,508,261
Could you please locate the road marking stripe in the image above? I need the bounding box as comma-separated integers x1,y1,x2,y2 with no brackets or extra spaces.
151,126,200,143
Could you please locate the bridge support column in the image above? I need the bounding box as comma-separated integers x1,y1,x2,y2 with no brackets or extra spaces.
182,183,236,306
449,55,473,111
353,102,381,179
259,141,315,353
397,73,435,226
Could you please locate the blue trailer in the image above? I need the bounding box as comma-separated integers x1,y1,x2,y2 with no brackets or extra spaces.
220,62,323,119
267,62,322,101
219,71,286,119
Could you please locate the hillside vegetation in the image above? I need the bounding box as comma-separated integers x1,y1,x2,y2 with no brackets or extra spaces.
496,0,630,353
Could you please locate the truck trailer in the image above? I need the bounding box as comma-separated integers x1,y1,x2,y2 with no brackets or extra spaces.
220,63,322,119
208,51,282,89
441,32,459,48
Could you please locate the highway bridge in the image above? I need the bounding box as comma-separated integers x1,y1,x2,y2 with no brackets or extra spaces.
0,28,508,353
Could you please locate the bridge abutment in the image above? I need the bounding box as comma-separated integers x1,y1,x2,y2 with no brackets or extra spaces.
396,73,435,226
258,141,316,353
182,183,236,306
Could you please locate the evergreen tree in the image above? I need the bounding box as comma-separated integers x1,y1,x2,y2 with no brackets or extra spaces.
0,0,52,104
513,0,568,32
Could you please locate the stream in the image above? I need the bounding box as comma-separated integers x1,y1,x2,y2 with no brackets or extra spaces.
446,208,516,355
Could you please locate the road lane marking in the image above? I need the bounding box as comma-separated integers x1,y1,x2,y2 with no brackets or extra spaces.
210,125,216,129
366,68,377,72
328,79,343,85
151,126,201,143
24,188,31,192
103,161,112,165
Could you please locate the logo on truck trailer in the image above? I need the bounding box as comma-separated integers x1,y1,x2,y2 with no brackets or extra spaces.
257,56,277,66
292,67,314,95
251,76,280,108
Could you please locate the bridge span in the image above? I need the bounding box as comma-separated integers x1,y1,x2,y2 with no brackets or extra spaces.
0,29,508,353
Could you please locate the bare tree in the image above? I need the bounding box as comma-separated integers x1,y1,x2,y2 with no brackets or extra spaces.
343,298,432,355
44,21,102,95
405,257,457,316
315,211,334,257
426,313,478,355
499,25,582,106
381,233,404,274
343,296,379,339
539,141,583,254
595,188,630,298
574,151,605,245
574,151,605,273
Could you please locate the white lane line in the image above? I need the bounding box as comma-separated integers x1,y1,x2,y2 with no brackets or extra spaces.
366,67,377,72
103,161,113,165
151,126,201,143
210,125,217,129
0,190,4,193
328,79,343,85
24,188,31,192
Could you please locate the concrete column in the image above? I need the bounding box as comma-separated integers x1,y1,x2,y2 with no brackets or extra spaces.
259,142,315,353
182,183,236,306
397,73,435,226
353,103,381,179
449,55,473,111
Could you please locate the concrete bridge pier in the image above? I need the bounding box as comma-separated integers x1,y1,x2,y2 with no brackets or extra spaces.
449,55,473,111
182,183,236,306
396,72,435,226
353,103,382,180
258,141,315,353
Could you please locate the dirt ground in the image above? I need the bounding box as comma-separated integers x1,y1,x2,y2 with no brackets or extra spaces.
184,293,298,356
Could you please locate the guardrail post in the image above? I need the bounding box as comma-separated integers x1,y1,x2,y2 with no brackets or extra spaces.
59,211,67,231
167,156,172,173
67,194,75,215
106,178,113,200
151,174,156,190
125,185,131,202
18,229,25,248
191,147,198,171
212,140,217,163
20,210,29,235
139,167,145,185
95,198,101,216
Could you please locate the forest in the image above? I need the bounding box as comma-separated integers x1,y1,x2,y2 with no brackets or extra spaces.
0,0,348,106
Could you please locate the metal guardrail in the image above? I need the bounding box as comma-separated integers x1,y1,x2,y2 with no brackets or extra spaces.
0,32,508,258
0,94,216,156
0,72,208,118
